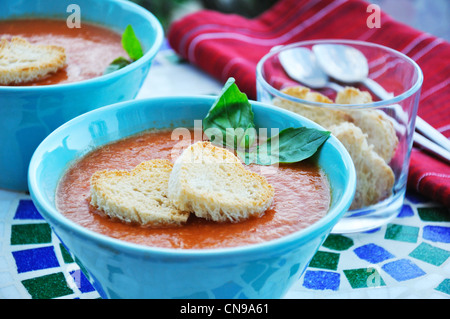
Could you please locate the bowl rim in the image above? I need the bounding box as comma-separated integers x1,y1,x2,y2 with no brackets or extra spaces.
256,39,424,110
28,95,356,260
0,0,164,92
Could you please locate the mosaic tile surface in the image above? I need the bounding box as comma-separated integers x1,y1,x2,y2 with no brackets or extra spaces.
0,190,448,299
0,193,99,299
286,192,450,299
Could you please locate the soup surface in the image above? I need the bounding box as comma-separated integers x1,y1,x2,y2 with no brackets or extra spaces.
0,18,125,85
56,130,331,249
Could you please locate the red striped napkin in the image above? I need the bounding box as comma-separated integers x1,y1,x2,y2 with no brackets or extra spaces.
168,0,450,207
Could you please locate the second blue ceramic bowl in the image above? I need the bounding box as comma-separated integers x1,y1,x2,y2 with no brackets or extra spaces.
28,96,355,299
0,0,163,191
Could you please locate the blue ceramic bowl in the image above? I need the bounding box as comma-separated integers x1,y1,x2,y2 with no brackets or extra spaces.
0,0,163,191
28,96,356,299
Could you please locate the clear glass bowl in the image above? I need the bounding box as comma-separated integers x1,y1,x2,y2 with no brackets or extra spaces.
256,39,423,233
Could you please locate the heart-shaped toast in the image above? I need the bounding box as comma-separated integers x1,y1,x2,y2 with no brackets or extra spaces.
0,37,66,85
329,122,394,209
168,141,274,222
90,159,189,227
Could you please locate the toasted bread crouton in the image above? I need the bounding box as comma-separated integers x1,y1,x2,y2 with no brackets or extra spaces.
335,86,373,104
168,141,274,222
90,159,190,227
0,37,66,85
274,85,398,209
335,87,398,163
329,122,395,210
277,86,398,163
273,86,354,128
346,109,398,163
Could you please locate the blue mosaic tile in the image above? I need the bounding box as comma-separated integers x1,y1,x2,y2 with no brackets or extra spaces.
405,191,429,204
385,223,419,243
69,269,96,294
12,246,59,273
435,279,450,295
302,270,340,291
14,200,43,220
423,226,450,243
364,227,382,234
409,242,450,266
353,243,395,264
397,204,414,218
382,259,426,282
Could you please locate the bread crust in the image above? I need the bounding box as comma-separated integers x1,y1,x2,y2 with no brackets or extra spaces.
168,141,274,222
336,87,398,163
275,86,353,128
90,159,190,227
329,122,395,209
274,85,398,209
0,37,66,85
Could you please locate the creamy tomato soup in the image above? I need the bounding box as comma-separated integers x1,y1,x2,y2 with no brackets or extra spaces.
0,18,125,85
56,129,331,249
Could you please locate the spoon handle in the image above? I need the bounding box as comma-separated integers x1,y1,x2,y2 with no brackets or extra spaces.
414,132,450,164
327,81,344,92
415,117,450,152
362,78,393,100
362,78,450,153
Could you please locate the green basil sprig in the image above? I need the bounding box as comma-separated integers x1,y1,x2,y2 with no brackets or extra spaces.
104,25,144,75
203,78,256,150
203,78,330,165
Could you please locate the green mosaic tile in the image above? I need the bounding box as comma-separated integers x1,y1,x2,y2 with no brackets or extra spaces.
10,223,52,245
60,244,74,264
21,272,73,299
409,242,450,266
435,279,450,295
384,223,419,243
322,234,354,251
417,207,450,222
309,251,340,270
343,268,386,289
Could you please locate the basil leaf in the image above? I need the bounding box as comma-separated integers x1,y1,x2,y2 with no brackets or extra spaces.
103,56,131,75
122,25,143,61
254,127,330,165
204,77,330,166
104,25,143,75
203,78,256,149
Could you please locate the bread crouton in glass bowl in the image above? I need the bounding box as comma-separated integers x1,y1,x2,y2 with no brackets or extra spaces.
256,39,423,233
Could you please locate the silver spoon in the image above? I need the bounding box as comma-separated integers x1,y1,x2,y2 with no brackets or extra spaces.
312,44,391,100
312,43,450,155
278,47,343,92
